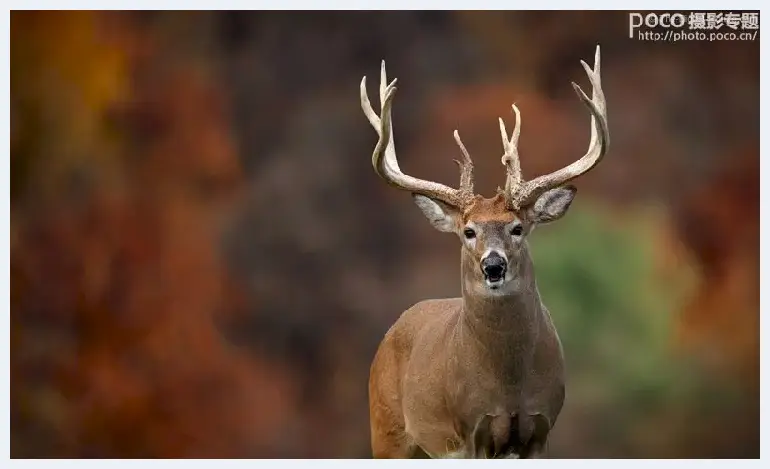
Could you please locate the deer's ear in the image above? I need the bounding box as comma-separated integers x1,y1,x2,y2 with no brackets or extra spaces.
413,195,460,233
526,185,577,225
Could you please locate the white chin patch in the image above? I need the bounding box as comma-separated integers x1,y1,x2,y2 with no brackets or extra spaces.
485,276,506,289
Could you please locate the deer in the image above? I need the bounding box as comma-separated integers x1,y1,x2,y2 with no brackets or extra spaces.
360,46,609,459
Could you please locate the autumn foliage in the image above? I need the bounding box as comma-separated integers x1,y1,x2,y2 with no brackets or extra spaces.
11,11,758,458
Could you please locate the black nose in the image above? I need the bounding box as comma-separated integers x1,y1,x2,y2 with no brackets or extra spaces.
481,252,507,280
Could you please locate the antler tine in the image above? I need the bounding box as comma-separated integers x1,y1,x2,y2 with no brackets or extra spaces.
453,130,474,195
379,60,390,107
361,61,470,208
360,76,380,131
499,104,522,195
361,63,401,173
360,61,399,132
508,45,609,208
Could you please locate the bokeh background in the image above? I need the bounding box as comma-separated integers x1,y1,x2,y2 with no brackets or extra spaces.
11,11,759,458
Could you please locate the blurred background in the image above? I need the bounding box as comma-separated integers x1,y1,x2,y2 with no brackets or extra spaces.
10,11,758,458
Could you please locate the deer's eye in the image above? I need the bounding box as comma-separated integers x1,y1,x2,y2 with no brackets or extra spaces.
510,225,523,237
463,228,476,239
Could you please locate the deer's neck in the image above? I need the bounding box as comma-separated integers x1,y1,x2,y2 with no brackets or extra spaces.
456,246,543,381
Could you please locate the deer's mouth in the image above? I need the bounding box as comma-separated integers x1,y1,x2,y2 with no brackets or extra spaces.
482,261,507,286
481,253,507,288
485,278,504,289
483,272,506,288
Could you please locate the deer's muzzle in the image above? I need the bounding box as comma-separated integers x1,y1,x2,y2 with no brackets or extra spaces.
481,252,507,285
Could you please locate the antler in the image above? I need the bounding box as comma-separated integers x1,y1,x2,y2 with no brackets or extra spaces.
500,104,522,195
453,130,475,199
361,61,476,208
502,45,609,209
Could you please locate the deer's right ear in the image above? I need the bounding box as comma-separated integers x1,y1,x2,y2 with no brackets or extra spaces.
526,185,577,225
413,194,460,233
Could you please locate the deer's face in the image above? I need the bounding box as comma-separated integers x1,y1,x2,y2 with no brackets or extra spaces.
414,187,576,292
362,48,606,295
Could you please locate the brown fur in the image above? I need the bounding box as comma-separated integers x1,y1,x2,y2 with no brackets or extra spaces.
364,48,607,458
463,194,518,223
369,196,565,459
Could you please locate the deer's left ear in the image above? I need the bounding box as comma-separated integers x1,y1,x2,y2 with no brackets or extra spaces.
526,185,577,225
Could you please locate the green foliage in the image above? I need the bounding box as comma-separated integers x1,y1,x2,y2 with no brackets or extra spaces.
530,203,674,363
529,202,721,452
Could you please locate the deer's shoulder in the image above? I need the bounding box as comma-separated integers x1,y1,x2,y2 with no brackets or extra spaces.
384,298,463,345
402,297,463,327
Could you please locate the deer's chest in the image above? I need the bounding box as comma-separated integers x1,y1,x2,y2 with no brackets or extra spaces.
440,344,562,457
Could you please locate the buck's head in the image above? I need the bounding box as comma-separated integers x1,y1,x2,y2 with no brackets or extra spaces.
412,186,577,291
360,46,608,294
